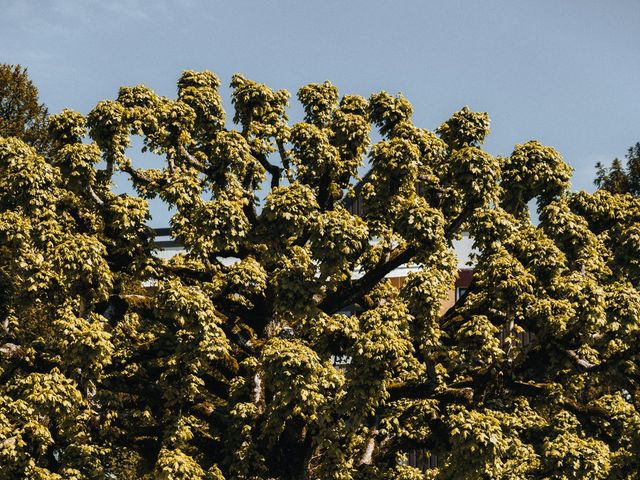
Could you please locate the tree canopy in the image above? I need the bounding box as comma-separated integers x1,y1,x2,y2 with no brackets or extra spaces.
1,71,640,480
0,64,51,155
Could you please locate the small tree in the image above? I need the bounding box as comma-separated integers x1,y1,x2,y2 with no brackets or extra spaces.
1,71,639,479
595,142,640,196
626,143,640,196
0,64,51,154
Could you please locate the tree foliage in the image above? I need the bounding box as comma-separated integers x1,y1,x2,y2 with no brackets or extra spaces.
1,71,640,479
0,64,51,155
594,142,640,196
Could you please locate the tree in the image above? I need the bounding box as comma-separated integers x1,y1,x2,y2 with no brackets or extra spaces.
0,64,51,155
1,71,639,480
595,142,640,196
626,143,640,196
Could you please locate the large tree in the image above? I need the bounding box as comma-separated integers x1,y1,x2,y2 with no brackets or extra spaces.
0,64,51,154
1,71,639,480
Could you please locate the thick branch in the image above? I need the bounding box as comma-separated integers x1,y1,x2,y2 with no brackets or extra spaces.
242,196,258,225
316,170,333,210
190,401,231,426
253,150,282,189
105,156,115,180
87,184,105,206
562,397,612,419
445,203,475,240
276,139,291,171
319,246,415,314
565,349,597,370
358,428,378,465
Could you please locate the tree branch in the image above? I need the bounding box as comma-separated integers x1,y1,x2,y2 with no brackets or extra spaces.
189,401,231,426
120,162,168,191
565,349,597,370
319,245,416,314
388,377,475,405
179,145,206,171
316,170,334,210
320,197,477,315
253,150,282,189
276,139,291,171
358,428,379,465
444,203,476,240
87,184,105,206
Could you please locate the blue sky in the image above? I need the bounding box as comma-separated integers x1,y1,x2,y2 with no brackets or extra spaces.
2,0,639,225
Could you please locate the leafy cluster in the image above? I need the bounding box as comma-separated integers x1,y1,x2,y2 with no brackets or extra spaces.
1,71,639,480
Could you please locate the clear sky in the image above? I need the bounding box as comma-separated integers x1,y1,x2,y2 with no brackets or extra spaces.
2,0,639,226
